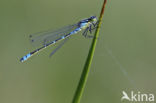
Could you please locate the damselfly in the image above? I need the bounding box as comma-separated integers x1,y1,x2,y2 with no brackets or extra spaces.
20,16,98,62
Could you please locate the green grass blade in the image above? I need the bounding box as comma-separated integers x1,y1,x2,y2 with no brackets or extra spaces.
71,0,107,103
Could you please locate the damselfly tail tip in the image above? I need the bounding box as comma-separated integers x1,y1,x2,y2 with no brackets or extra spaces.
20,53,31,62
20,57,25,62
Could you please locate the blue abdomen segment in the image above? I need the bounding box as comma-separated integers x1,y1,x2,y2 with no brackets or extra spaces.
20,53,31,62
70,28,81,35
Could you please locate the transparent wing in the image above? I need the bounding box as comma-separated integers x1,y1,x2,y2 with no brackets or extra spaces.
49,37,70,57
29,23,78,47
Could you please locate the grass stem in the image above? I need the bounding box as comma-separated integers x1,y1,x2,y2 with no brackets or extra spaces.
72,0,107,103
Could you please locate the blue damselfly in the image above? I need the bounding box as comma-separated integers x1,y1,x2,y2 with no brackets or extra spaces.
20,16,98,62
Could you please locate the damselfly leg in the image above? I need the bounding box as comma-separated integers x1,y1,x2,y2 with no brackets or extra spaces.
82,21,99,38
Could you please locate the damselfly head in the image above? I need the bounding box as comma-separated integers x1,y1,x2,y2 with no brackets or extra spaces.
88,16,97,24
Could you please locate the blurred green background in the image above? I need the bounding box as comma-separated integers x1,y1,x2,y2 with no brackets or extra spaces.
0,0,156,103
